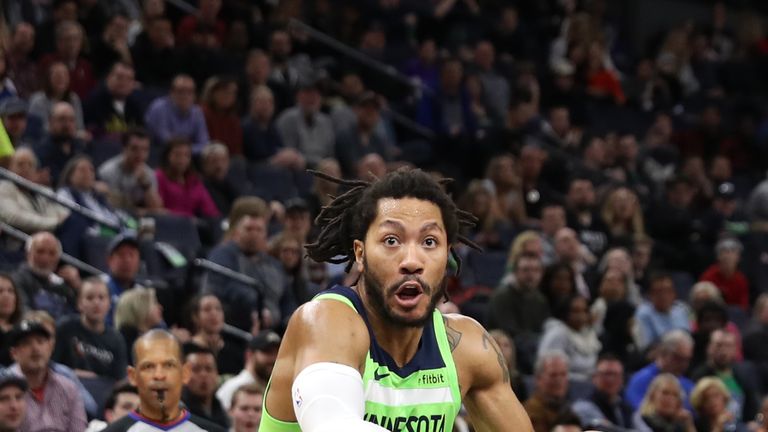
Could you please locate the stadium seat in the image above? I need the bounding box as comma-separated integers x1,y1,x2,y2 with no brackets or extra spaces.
150,214,202,260
727,305,750,332
461,250,507,289
85,139,123,169
247,163,297,202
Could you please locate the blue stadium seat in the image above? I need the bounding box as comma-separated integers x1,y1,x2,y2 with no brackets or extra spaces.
226,156,253,195
461,250,508,289
671,271,694,302
247,163,297,202
150,214,201,260
80,376,116,419
727,305,750,332
86,139,123,169
81,234,112,273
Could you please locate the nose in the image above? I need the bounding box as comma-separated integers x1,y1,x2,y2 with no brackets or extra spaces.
399,243,424,276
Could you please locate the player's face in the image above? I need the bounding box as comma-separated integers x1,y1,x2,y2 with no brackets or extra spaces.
356,198,449,327
128,339,189,417
0,386,24,431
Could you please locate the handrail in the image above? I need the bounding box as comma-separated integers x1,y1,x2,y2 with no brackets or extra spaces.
193,258,260,287
0,168,122,231
289,19,431,96
383,107,436,140
0,221,104,276
0,222,251,340
164,0,196,14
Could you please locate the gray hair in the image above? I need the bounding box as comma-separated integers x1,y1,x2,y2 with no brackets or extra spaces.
201,141,229,159
657,330,693,355
534,350,569,377
689,281,722,304
25,232,62,256
716,237,743,254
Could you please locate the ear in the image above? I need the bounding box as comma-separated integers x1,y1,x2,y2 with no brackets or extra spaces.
127,366,137,386
353,239,364,272
181,361,192,386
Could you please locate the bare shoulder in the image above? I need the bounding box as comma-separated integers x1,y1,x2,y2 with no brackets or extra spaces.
281,297,370,372
265,297,371,422
442,313,510,388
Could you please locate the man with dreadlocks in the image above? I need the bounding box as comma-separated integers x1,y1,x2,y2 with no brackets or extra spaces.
259,168,533,432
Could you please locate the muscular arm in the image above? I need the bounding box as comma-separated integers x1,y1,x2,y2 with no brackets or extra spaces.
264,299,370,421
446,314,533,432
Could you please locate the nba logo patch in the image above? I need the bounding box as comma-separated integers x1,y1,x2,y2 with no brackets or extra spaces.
294,388,303,408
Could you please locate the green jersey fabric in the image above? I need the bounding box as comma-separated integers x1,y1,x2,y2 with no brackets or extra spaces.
259,285,462,432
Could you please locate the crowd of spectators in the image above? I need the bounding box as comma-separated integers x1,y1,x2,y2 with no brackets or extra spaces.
2,0,768,431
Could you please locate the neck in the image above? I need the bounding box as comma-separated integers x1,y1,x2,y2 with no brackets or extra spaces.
720,266,735,277
140,403,182,424
0,317,12,332
195,332,222,350
81,315,105,333
357,283,424,367
168,170,185,182
24,367,47,389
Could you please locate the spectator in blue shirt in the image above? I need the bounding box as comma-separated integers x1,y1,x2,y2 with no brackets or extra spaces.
625,329,695,411
634,272,691,350
143,74,209,153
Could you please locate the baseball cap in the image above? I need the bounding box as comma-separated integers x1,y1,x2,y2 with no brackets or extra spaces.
0,97,29,117
284,198,309,214
108,234,140,255
249,330,281,351
8,320,51,347
0,369,27,392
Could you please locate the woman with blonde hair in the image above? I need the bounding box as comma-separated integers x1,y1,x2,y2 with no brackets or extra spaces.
690,377,742,432
601,186,645,247
114,286,164,356
457,179,512,250
633,373,696,432
497,230,544,289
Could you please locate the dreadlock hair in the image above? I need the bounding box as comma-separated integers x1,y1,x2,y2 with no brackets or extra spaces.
305,167,482,276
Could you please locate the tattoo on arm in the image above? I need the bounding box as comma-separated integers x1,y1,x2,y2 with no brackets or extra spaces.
443,317,462,352
482,331,510,383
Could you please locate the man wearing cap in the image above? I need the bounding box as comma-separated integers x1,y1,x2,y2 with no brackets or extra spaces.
216,330,280,410
275,79,335,168
281,198,312,245
334,91,393,178
104,234,142,324
0,97,42,149
700,237,750,310
8,319,87,432
0,369,27,432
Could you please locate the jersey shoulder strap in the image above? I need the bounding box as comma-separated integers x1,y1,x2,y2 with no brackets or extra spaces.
312,285,362,313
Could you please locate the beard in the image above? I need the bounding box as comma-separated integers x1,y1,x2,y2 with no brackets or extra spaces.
362,256,445,328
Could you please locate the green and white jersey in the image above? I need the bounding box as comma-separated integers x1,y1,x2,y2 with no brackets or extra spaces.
259,285,462,432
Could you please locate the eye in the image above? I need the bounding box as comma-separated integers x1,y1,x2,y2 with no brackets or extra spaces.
423,237,438,248
383,236,399,246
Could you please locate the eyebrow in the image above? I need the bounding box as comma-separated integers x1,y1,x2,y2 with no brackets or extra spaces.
378,220,444,234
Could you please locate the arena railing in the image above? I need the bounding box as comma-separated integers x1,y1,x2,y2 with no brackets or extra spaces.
0,167,122,231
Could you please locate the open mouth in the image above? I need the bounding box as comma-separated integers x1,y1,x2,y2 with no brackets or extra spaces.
393,281,424,307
